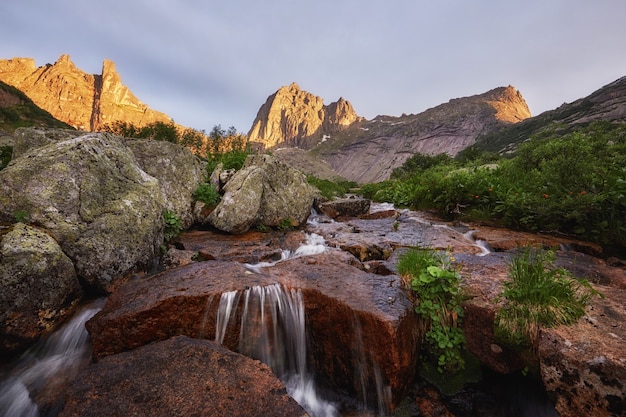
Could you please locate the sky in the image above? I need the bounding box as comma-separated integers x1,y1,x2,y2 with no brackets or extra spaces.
1,1,626,134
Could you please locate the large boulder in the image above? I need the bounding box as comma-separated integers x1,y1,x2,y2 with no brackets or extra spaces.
0,223,82,356
538,284,626,417
86,251,419,412
0,132,166,292
126,139,205,228
11,127,85,159
60,336,307,417
207,154,316,234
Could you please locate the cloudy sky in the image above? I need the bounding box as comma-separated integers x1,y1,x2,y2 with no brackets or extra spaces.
2,1,625,133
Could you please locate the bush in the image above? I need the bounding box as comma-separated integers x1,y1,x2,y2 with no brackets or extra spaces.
363,122,626,248
398,248,466,373
307,176,357,200
494,246,601,349
193,183,221,207
163,210,183,242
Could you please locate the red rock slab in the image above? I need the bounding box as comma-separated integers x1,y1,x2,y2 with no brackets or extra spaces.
539,284,626,417
175,229,307,263
60,336,306,417
86,251,420,412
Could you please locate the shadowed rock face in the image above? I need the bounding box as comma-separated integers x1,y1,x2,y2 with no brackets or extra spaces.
60,336,307,417
538,286,626,417
0,223,82,356
86,251,420,411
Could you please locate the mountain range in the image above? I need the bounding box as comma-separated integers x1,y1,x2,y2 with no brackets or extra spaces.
1,55,625,183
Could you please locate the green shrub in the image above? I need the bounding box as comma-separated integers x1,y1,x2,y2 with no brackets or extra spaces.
163,210,183,242
361,122,626,248
494,246,601,349
307,176,357,199
277,218,294,231
398,248,466,373
192,183,221,207
0,146,12,170
13,209,29,223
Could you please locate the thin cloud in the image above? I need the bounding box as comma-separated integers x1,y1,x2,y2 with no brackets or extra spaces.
1,0,625,132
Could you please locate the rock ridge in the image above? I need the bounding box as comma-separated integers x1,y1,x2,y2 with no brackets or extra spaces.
247,82,363,150
0,55,173,131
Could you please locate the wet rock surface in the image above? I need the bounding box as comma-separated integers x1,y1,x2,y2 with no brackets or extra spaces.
60,336,307,417
538,285,626,417
86,247,420,411
6,197,620,417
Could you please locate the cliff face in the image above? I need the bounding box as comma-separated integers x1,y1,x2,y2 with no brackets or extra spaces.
475,75,626,154
317,86,531,183
0,55,172,131
247,84,531,183
247,83,363,149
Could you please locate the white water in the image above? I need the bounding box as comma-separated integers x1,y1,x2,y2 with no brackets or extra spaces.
243,232,326,273
0,299,103,417
216,283,338,417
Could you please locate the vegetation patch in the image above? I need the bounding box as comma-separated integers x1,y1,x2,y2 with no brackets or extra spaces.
0,146,12,170
397,248,466,374
494,246,601,350
162,210,183,243
362,122,626,249
192,183,221,208
307,176,357,200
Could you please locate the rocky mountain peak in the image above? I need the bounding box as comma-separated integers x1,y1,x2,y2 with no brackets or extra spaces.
485,85,531,123
0,55,172,131
247,83,363,149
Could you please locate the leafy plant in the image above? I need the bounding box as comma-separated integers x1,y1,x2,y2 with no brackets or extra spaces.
192,183,221,207
277,218,294,231
398,248,466,373
163,210,183,242
494,246,602,349
13,209,29,223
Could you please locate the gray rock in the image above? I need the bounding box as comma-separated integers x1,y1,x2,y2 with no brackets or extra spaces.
0,223,82,356
208,154,316,234
317,196,371,219
207,165,264,233
0,132,166,292
127,139,206,229
12,127,85,158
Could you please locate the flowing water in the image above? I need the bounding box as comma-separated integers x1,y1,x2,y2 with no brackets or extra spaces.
0,299,104,417
214,283,340,417
0,214,558,417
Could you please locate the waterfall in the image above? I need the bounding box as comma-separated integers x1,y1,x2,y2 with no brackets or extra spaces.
0,299,104,417
215,283,338,417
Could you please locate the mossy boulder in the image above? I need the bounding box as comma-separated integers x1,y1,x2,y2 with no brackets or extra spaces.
0,132,166,292
207,154,316,234
0,223,82,356
127,139,205,229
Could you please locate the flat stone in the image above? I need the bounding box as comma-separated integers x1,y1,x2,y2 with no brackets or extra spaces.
60,336,307,417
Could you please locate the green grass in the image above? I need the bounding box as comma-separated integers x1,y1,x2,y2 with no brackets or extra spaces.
494,246,601,349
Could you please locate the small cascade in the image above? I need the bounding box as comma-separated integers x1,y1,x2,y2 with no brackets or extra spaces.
215,283,338,417
244,232,326,273
351,317,392,415
463,230,493,256
0,299,104,417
